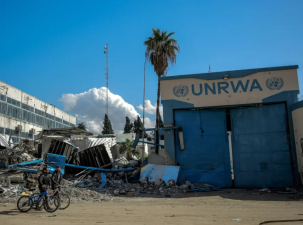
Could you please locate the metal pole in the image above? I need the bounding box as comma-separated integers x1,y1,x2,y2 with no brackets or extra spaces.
105,43,109,116
141,61,146,164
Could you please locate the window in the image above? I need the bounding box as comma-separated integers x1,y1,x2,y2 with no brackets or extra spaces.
23,110,27,121
0,102,6,115
18,108,22,119
45,118,52,128
11,137,19,143
22,103,31,111
21,132,29,138
0,94,6,102
7,105,13,117
55,117,62,123
15,100,21,107
10,105,19,119
14,129,19,135
0,127,4,134
23,110,32,123
31,113,35,124
7,97,12,104
5,128,11,135
36,115,44,126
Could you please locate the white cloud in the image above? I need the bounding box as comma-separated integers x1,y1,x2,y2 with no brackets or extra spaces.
137,100,163,117
60,87,156,134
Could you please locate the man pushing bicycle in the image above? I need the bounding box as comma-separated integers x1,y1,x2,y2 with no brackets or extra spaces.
52,165,63,209
37,166,52,211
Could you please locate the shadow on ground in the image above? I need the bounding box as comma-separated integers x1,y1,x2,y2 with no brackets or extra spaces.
0,208,21,216
117,189,301,202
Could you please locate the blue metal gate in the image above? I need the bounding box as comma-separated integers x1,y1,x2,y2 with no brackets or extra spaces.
175,109,232,187
230,104,293,188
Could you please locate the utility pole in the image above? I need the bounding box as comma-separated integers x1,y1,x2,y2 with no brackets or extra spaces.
141,61,146,163
104,43,109,116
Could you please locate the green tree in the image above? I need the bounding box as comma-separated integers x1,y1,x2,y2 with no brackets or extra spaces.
101,114,114,134
133,115,143,132
119,139,140,160
77,122,86,130
133,115,147,138
144,28,179,153
123,117,133,133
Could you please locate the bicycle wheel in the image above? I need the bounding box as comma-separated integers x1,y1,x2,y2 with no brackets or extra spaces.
44,195,59,213
17,196,33,212
30,192,43,209
57,193,70,210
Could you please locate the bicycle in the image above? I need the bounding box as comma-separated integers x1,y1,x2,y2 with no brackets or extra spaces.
30,186,71,210
17,189,60,213
53,186,71,210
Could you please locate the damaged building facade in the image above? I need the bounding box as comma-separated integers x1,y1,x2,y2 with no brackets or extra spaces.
160,65,303,188
0,80,76,143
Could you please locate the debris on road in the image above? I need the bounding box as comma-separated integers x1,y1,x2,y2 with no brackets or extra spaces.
38,214,57,217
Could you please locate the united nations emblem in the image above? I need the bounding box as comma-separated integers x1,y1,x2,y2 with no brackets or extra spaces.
266,77,284,90
173,85,189,97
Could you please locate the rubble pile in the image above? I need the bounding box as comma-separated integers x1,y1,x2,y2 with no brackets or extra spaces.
81,177,190,197
60,179,114,202
0,139,37,167
63,185,114,202
0,177,25,203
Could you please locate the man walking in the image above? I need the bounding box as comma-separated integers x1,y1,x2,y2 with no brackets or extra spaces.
52,165,63,208
38,166,52,210
52,165,62,190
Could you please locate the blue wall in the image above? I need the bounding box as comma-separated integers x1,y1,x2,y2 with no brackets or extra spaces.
161,65,301,186
161,100,194,160
262,91,300,185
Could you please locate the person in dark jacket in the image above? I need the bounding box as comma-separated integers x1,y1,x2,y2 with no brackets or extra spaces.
52,165,62,190
52,165,63,208
38,166,52,210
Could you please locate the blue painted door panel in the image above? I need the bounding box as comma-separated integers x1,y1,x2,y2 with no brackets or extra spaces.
175,109,232,187
231,104,293,188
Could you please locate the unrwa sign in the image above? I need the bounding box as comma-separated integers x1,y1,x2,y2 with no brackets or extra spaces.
173,77,284,97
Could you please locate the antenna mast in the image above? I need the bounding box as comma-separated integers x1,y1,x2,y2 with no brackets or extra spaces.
104,43,109,116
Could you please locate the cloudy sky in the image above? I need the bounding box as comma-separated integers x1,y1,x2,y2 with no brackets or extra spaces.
61,87,162,134
1,0,303,135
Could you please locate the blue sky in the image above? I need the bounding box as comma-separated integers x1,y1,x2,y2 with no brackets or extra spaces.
0,0,303,131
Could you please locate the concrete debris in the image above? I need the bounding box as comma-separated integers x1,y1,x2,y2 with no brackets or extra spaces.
98,178,191,197
0,138,37,168
140,164,180,183
0,183,25,203
38,214,57,217
53,179,114,202
0,166,231,203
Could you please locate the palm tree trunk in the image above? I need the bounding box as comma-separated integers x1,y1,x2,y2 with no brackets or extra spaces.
155,78,160,154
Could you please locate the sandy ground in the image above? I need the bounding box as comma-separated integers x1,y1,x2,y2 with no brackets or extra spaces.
1,190,303,225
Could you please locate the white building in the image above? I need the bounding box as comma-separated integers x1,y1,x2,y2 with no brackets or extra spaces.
0,80,76,142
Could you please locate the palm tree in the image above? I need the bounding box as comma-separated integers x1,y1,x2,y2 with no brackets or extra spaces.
144,28,180,153
119,139,140,160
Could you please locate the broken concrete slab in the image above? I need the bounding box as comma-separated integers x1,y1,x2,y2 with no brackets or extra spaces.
140,164,180,184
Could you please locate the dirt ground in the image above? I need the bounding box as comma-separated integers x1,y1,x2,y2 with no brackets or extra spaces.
0,190,303,225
